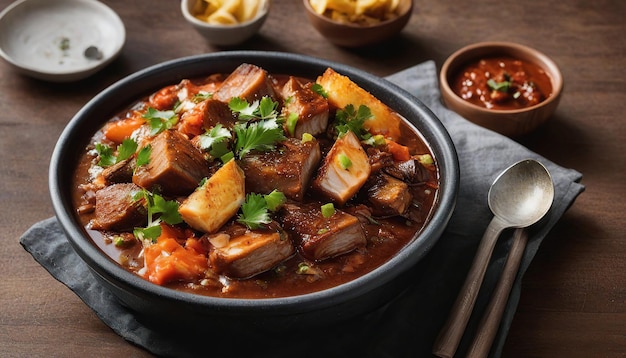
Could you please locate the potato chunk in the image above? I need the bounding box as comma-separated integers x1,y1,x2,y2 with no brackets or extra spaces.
316,67,401,141
179,160,246,233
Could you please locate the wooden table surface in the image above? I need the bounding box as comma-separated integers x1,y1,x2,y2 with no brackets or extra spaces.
1,0,624,356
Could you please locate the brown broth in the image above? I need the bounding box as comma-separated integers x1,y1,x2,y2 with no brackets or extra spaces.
71,71,438,299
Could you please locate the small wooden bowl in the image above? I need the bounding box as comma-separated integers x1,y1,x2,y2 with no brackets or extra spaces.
303,0,413,47
440,41,563,137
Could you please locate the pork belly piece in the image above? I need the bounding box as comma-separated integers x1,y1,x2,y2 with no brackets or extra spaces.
179,159,246,234
280,203,366,261
101,157,135,185
316,67,401,141
280,76,329,138
311,131,371,206
239,138,321,201
133,130,210,196
365,172,413,217
92,183,147,231
209,222,295,279
212,63,277,103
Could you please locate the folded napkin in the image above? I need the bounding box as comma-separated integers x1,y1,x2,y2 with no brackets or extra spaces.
20,61,584,358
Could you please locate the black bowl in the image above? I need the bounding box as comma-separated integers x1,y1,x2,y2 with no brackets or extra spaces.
50,51,458,333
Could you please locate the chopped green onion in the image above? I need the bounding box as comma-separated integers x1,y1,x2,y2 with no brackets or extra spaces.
301,133,314,143
321,203,335,218
338,153,352,170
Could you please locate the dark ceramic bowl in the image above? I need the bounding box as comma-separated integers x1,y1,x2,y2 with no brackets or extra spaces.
50,51,458,335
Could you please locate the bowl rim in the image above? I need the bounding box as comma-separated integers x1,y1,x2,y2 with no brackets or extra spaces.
439,41,563,115
50,50,458,315
302,0,413,29
0,0,126,81
181,0,270,29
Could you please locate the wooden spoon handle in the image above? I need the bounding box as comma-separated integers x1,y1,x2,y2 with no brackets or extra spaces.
432,218,507,358
466,228,528,358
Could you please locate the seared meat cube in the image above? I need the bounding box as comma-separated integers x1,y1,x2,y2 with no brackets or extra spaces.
365,172,413,217
280,76,329,138
239,138,321,201
316,68,401,141
280,203,366,261
101,157,135,185
92,183,147,231
383,156,432,184
312,131,371,206
212,63,277,103
133,130,210,196
202,98,238,129
179,159,246,234
209,222,295,279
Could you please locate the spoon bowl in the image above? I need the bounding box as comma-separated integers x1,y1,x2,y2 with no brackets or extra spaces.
489,160,554,228
433,159,554,358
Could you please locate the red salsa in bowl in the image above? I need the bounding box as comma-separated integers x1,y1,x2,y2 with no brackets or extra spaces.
451,56,552,110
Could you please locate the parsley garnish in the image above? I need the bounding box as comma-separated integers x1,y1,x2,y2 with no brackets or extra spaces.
335,104,373,141
135,144,152,168
198,124,232,151
132,189,182,242
237,190,286,230
234,119,286,159
229,96,280,122
192,91,212,103
143,107,179,135
95,138,138,167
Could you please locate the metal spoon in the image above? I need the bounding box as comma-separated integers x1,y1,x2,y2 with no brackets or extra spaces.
433,159,554,358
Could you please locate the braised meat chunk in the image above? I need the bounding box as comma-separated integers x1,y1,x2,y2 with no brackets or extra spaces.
133,130,210,196
101,157,135,185
92,183,147,231
280,76,329,138
239,138,321,201
280,203,366,261
312,131,371,206
212,63,277,103
209,223,295,279
365,172,412,217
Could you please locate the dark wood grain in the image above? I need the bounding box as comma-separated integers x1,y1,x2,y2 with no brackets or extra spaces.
1,0,624,357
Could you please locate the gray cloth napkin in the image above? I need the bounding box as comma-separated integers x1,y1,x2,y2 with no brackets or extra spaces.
20,61,584,358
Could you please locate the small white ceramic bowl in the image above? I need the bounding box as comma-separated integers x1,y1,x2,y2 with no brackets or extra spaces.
181,0,270,46
0,0,125,82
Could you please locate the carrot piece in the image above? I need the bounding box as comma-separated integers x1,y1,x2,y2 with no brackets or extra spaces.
142,224,208,285
149,84,180,110
103,115,144,144
386,140,411,162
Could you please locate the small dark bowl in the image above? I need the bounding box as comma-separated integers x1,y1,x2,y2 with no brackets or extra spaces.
50,51,458,336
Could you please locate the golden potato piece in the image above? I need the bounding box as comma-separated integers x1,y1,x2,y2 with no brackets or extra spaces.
179,160,246,233
316,68,401,141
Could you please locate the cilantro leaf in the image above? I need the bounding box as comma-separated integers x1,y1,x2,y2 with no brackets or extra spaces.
95,139,138,167
229,96,280,122
237,193,272,230
95,143,116,167
132,189,182,242
198,124,232,151
143,107,179,135
487,78,511,92
335,104,373,140
136,145,152,168
234,118,286,159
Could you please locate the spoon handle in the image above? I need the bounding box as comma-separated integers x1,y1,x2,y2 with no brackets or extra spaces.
433,217,507,358
466,228,528,358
